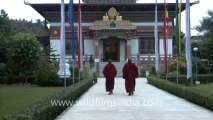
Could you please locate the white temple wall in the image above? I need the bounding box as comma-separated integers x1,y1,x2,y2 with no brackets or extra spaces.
50,39,60,55
99,40,103,60
159,38,173,56
131,39,139,55
84,39,95,55
120,40,125,61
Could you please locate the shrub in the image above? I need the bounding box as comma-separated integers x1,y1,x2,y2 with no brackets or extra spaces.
92,72,97,79
163,74,213,85
197,62,209,74
0,63,6,76
0,76,7,84
168,71,177,76
82,67,90,79
168,57,187,75
35,63,61,86
197,74,213,84
15,76,35,84
140,68,146,77
7,33,42,82
70,67,81,79
151,66,156,75
145,65,154,74
6,69,15,85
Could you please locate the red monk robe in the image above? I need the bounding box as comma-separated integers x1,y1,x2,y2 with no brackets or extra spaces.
103,60,117,95
122,59,138,96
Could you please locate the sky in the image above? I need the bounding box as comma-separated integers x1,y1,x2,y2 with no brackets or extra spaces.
0,0,212,36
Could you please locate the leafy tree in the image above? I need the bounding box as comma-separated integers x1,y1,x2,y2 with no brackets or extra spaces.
9,19,45,35
0,9,46,63
0,9,11,37
0,10,11,63
0,36,8,63
1,9,46,36
195,10,213,35
7,33,42,83
195,10,213,70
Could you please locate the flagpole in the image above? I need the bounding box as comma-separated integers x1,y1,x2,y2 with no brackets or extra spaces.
73,60,75,84
154,0,159,76
176,1,179,84
176,46,179,84
79,69,80,82
166,34,168,81
176,0,179,84
62,0,66,87
71,4,75,85
189,0,193,85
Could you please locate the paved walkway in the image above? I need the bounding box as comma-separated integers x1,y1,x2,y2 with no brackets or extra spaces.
56,78,213,120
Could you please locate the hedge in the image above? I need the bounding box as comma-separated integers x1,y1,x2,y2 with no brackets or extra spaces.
1,78,96,120
147,76,213,111
196,74,213,84
0,76,35,85
0,76,7,84
161,74,213,85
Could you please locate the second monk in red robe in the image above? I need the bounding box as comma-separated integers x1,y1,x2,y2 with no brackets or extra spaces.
122,59,138,96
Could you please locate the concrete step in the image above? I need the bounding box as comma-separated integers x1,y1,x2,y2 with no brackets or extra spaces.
98,62,126,77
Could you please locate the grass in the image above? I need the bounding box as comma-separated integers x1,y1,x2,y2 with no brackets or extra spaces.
0,85,64,118
191,83,213,97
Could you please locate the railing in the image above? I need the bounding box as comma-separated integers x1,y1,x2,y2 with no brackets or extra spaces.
49,54,175,64
49,55,91,63
131,54,175,65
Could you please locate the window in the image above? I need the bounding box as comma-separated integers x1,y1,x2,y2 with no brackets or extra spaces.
110,22,116,28
139,37,155,54
65,32,78,56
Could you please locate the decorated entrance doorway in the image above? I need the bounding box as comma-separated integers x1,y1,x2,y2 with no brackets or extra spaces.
103,38,120,62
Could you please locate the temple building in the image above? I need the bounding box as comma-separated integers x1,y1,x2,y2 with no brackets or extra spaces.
29,0,192,62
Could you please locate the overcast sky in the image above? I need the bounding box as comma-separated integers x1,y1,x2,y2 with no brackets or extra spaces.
0,0,212,35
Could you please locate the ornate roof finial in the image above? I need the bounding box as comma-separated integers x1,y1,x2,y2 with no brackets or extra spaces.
103,7,122,21
107,7,118,20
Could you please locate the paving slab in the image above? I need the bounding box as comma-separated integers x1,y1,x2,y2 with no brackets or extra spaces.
56,78,213,120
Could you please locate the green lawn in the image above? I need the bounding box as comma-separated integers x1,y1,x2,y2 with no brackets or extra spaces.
191,83,213,97
0,85,64,118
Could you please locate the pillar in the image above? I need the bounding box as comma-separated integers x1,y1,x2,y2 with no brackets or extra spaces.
126,39,131,59
94,39,99,59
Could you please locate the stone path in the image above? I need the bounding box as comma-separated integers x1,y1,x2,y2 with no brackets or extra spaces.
56,78,213,120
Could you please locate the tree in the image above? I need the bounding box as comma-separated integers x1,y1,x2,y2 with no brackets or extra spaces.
7,33,42,83
9,18,46,35
195,10,213,70
0,9,11,37
0,10,11,63
195,10,213,36
0,36,8,63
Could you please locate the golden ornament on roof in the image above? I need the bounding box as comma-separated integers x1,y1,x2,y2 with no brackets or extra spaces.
107,7,117,19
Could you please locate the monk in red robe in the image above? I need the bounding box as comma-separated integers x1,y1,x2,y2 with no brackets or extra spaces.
122,58,138,96
103,59,117,95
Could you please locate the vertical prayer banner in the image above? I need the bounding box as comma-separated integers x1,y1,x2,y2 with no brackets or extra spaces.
78,0,83,71
68,0,75,60
176,0,181,57
58,0,66,77
163,0,168,74
185,0,192,79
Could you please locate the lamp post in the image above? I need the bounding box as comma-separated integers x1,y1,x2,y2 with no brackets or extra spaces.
193,47,198,83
